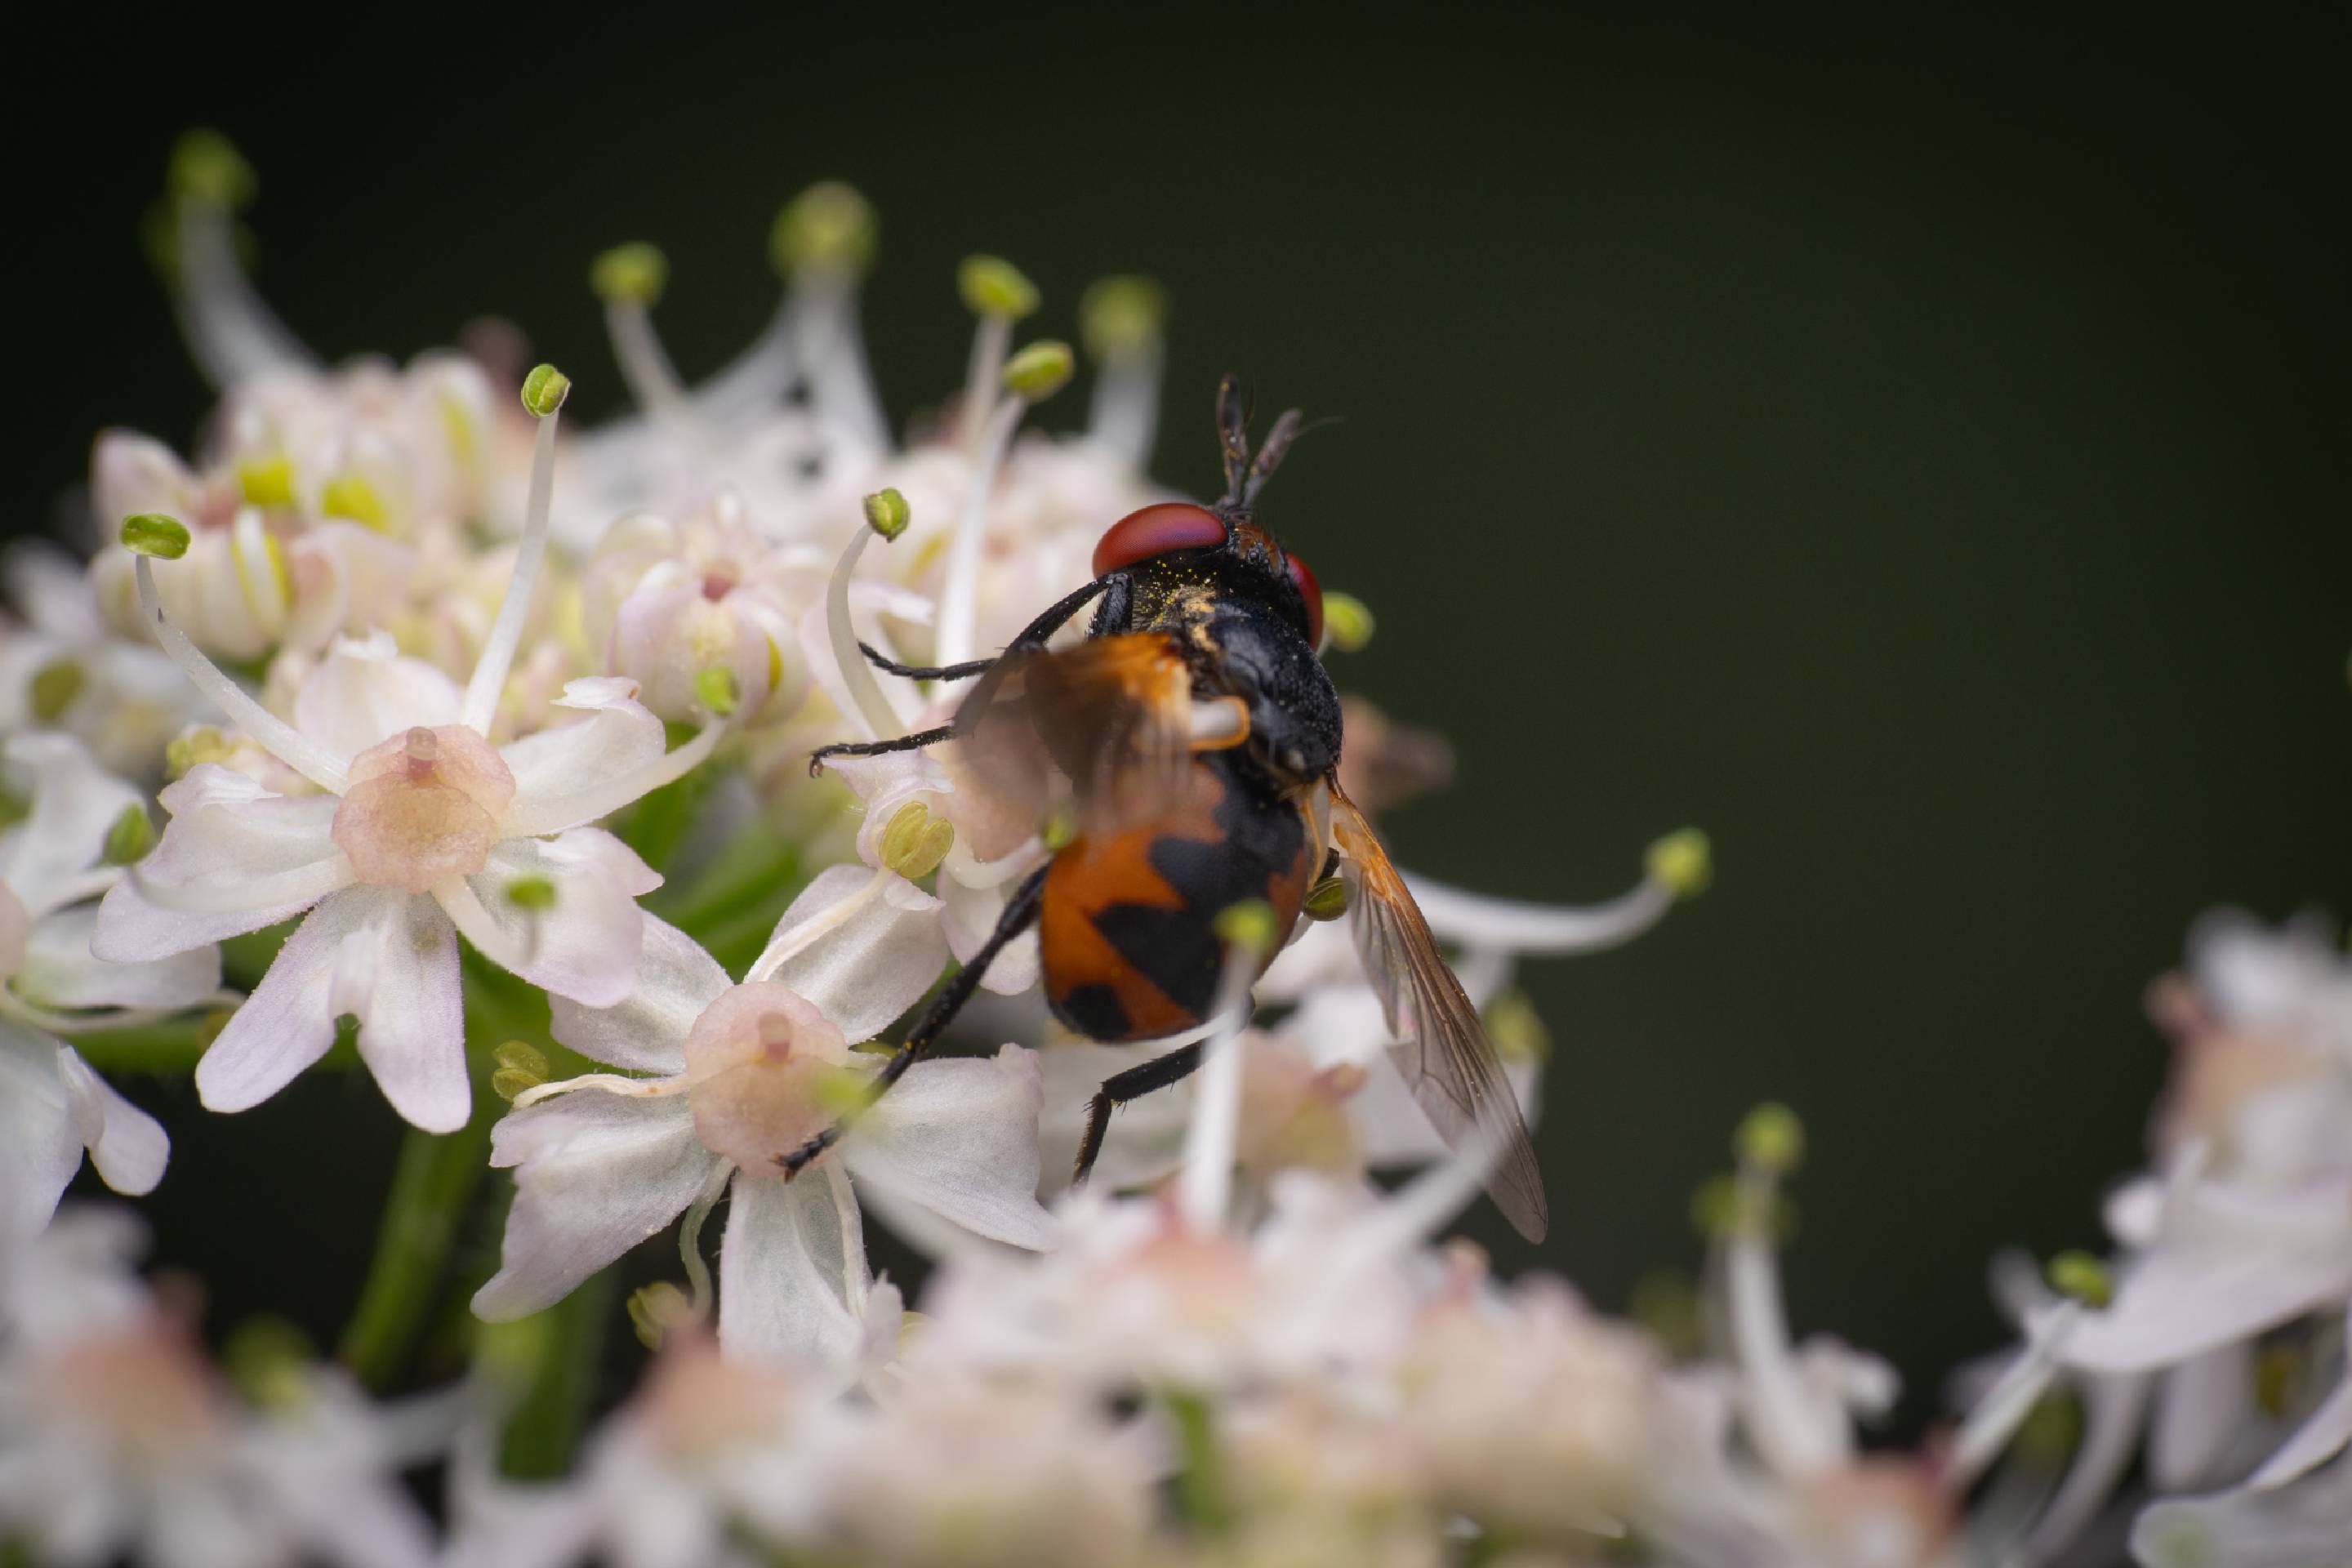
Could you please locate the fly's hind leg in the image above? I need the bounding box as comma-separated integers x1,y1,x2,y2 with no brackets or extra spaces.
806,724,960,777
1071,1041,1208,1188
858,643,996,682
773,863,1049,1177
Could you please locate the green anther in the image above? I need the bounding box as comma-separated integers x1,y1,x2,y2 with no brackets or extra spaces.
770,181,877,278
506,875,558,912
29,659,84,723
168,128,256,208
1039,801,1079,853
1078,274,1168,361
103,804,154,866
120,513,191,560
694,665,741,718
862,486,911,541
880,801,955,880
2047,1250,2114,1308
1646,827,1713,898
491,1038,551,1103
590,242,668,305
222,1316,315,1410
957,254,1040,319
1001,339,1075,399
626,1282,693,1350
1485,988,1552,1065
520,363,571,419
237,454,296,508
1302,875,1349,922
165,726,234,779
1214,898,1281,956
1320,591,1375,653
1735,1102,1805,1175
320,474,390,532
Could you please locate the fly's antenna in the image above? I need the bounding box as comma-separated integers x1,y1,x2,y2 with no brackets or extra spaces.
1214,372,1252,509
1241,407,1305,507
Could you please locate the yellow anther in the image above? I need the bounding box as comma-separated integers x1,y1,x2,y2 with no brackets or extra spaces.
880,801,955,879
29,659,83,723
1079,274,1168,361
167,128,256,208
165,726,234,779
1320,591,1375,653
237,454,296,508
1002,340,1074,399
1214,898,1281,956
1735,1102,1805,1175
590,242,669,305
1484,988,1551,1065
104,804,155,866
958,254,1040,319
321,474,390,532
1302,875,1348,922
520,363,571,418
1646,827,1713,898
120,513,191,560
506,876,557,912
770,181,877,278
627,1282,694,1350
695,665,741,718
2047,1250,2114,1308
862,487,911,541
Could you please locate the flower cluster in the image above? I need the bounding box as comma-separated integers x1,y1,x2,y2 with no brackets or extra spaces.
2,131,2345,1567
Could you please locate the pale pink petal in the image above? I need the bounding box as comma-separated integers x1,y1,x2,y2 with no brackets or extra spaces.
56,1046,170,1196
497,678,668,832
761,865,951,1040
849,1045,1055,1250
2151,1340,2254,1490
16,905,220,1010
546,914,725,1074
0,733,140,908
472,1094,714,1321
941,874,1038,996
294,633,463,762
718,1165,868,1367
0,1022,82,1238
2066,1243,2352,1374
453,831,660,1009
90,430,198,523
282,524,418,655
91,768,348,960
332,893,468,1134
194,888,387,1113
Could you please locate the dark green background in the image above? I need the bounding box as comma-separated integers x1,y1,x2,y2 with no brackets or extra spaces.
7,7,2347,1432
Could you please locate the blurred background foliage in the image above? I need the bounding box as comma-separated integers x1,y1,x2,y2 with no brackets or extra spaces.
5,6,2346,1434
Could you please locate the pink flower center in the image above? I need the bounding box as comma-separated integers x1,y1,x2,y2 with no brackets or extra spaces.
330,724,516,893
680,982,859,1169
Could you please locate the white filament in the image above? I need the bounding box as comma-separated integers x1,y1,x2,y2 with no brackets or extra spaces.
460,406,562,735
132,556,348,793
1405,872,1674,956
956,314,1012,451
794,278,891,452
933,394,1027,669
510,1071,692,1110
1948,1302,2083,1488
172,198,318,390
604,300,702,434
1087,347,1162,472
1177,943,1259,1230
692,294,800,426
825,526,911,742
1724,1168,1847,1481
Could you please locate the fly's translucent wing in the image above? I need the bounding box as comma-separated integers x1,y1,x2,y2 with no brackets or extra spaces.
948,632,1196,838
1330,782,1548,1242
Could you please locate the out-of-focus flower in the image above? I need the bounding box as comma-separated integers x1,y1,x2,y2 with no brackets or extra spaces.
2129,1447,2352,1567
91,387,716,1132
0,543,209,780
472,905,1054,1365
0,733,218,1235
0,1205,448,1568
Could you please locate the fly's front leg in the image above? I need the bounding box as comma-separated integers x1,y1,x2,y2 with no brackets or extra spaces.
859,643,997,682
1071,1040,1208,1188
773,864,1050,1177
807,724,959,777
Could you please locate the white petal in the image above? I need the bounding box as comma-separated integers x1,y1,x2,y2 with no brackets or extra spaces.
15,904,220,1011
718,1164,867,1367
0,1021,82,1238
546,914,724,1073
56,1046,169,1196
2151,1340,2254,1490
454,831,660,1007
340,894,468,1134
497,679,668,832
2131,1452,2352,1567
91,769,347,960
941,874,1038,996
762,865,950,1040
2252,1303,2352,1489
194,888,386,1113
2066,1242,2352,1374
294,633,463,761
0,733,140,909
472,1093,713,1320
849,1045,1055,1250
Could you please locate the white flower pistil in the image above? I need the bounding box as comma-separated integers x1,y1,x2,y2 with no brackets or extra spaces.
331,724,516,893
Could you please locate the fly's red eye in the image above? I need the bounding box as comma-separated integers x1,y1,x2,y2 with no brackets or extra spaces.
1285,551,1324,646
1092,502,1228,577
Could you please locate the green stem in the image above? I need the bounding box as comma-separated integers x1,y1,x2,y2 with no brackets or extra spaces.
653,819,800,934
492,1267,616,1479
336,950,550,1390
60,1016,214,1073
617,745,720,874
1161,1387,1229,1535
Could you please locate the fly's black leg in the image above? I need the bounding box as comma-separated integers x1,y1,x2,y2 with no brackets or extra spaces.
1071,1040,1208,1188
773,864,1050,1177
807,724,959,777
858,643,996,682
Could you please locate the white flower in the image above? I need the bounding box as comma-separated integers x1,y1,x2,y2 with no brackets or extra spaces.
472,902,1054,1366
90,389,719,1132
0,733,214,1235
0,542,208,781
2130,1449,2352,1568
0,1207,446,1568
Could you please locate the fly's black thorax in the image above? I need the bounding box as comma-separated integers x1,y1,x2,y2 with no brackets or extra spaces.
1120,548,1343,787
